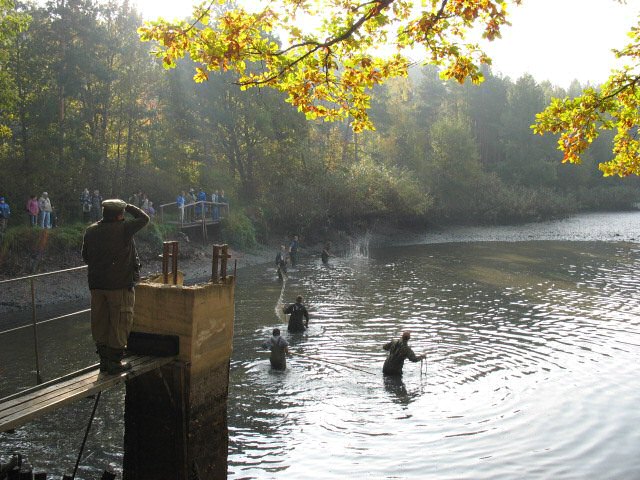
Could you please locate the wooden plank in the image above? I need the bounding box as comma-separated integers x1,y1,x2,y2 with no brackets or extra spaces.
0,355,176,433
1,357,166,418
0,365,101,409
0,356,152,414
0,356,174,431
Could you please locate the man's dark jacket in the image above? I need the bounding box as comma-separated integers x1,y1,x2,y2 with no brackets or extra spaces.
284,302,309,332
82,204,149,290
382,339,421,376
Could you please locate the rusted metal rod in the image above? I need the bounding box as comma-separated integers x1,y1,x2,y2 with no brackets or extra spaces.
212,245,220,283
171,242,179,285
71,391,101,480
161,241,179,285
30,278,43,384
221,245,228,280
162,242,170,284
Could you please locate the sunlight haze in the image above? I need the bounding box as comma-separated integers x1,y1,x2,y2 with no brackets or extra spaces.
133,0,639,89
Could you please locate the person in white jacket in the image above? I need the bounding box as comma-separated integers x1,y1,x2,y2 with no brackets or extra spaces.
38,192,53,228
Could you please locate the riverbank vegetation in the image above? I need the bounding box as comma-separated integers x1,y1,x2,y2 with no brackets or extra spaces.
1,1,639,256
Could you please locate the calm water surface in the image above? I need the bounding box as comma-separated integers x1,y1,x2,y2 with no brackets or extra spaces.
1,212,640,479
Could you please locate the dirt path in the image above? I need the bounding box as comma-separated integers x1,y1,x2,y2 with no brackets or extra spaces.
0,243,275,320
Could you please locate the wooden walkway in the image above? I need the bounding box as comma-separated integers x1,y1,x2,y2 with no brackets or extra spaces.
0,355,176,433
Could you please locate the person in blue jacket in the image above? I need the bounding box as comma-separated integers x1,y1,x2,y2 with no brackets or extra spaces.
0,197,11,233
196,188,207,218
176,191,186,224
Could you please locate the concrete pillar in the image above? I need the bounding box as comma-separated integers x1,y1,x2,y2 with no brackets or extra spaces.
123,273,235,480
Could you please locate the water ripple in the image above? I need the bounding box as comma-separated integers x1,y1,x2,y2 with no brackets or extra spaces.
229,240,640,479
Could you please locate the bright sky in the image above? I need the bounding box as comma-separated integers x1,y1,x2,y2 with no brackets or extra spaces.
132,0,640,89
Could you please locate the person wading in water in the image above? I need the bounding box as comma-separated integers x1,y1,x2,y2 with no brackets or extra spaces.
275,244,288,280
321,241,333,265
382,331,425,376
262,328,289,370
283,295,309,333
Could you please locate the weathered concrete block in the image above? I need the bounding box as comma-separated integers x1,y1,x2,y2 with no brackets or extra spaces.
124,275,235,480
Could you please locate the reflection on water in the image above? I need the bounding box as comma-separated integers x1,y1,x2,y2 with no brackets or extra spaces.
229,241,640,479
2,231,640,479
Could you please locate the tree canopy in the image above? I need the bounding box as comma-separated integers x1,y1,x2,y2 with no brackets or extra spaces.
138,0,520,132
0,0,637,239
0,0,29,137
533,17,640,177
139,0,640,176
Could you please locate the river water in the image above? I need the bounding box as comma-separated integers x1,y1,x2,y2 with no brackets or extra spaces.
2,212,640,479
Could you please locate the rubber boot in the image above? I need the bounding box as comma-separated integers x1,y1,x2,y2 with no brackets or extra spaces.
96,345,108,372
105,347,132,375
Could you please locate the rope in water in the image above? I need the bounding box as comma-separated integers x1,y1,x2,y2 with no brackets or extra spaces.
289,351,379,376
274,267,287,324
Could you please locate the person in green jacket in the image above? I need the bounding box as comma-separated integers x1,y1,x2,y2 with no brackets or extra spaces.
382,331,425,376
82,199,149,374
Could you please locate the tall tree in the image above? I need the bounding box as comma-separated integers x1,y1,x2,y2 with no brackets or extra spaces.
0,0,29,138
139,1,640,177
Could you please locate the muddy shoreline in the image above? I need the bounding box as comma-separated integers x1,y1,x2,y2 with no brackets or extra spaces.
3,210,639,322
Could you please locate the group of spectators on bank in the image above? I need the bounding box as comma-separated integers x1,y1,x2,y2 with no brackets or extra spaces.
127,190,156,219
80,188,104,223
0,192,56,234
0,185,229,234
80,188,158,223
175,188,228,223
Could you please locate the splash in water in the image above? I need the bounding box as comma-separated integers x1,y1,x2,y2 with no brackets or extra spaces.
347,232,371,259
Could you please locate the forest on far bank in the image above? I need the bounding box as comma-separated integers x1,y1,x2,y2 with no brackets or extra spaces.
1,0,639,244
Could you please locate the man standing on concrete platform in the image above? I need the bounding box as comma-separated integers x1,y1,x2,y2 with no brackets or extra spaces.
82,199,149,374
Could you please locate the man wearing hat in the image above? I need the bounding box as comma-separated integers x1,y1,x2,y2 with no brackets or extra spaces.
382,331,425,376
82,198,149,374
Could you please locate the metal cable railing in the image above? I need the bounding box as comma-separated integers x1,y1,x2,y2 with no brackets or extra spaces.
0,265,88,384
0,243,234,387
